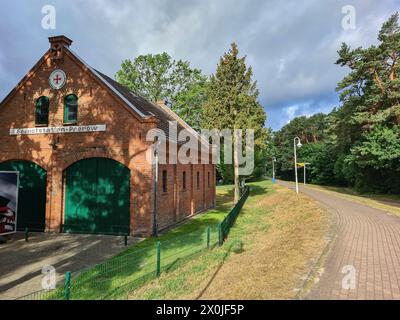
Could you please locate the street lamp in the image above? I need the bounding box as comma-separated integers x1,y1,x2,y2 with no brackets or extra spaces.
272,157,277,183
304,162,311,185
293,137,302,194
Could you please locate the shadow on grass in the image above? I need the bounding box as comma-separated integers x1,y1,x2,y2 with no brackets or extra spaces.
27,182,270,300
37,185,238,300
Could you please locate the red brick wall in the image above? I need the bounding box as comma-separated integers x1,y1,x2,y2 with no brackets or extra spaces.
177,163,192,219
0,48,156,236
157,163,176,229
156,158,216,231
0,43,216,236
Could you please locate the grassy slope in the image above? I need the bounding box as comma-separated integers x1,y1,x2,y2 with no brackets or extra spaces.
128,180,330,300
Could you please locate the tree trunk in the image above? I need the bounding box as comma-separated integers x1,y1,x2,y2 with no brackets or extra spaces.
233,130,240,203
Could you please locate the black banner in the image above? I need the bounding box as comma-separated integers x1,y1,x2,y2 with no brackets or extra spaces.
0,171,19,236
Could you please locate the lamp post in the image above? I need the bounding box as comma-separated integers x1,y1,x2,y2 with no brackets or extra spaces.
304,162,311,185
272,157,276,183
293,137,302,194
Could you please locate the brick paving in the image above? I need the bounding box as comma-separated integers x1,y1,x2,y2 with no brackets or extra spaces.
279,181,400,300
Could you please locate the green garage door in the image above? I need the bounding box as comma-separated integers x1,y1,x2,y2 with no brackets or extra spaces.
0,160,47,231
64,158,131,235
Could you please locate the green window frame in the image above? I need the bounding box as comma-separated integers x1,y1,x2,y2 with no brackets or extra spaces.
35,96,49,125
197,171,200,189
64,94,78,124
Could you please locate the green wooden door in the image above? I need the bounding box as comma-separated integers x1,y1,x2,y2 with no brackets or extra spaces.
64,158,131,235
0,160,47,231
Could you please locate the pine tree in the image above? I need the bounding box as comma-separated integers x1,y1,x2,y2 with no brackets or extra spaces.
203,43,267,202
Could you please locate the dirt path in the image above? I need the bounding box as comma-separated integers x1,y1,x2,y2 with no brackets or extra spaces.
278,181,400,300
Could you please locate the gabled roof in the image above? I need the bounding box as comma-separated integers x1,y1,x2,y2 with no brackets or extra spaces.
94,70,186,138
0,38,210,148
68,47,209,147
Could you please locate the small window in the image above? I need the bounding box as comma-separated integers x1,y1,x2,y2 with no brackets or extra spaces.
197,171,200,189
162,170,167,193
182,171,186,191
35,96,49,125
208,172,210,188
64,94,78,124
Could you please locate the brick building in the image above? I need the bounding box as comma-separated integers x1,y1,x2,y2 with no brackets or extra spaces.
0,35,216,236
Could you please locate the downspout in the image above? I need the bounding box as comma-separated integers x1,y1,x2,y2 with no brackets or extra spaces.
152,139,161,237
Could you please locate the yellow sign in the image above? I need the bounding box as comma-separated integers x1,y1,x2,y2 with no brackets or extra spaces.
297,162,305,168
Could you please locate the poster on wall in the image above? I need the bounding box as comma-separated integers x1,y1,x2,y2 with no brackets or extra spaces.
0,171,19,236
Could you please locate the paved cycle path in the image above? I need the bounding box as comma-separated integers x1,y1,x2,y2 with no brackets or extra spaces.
278,181,400,300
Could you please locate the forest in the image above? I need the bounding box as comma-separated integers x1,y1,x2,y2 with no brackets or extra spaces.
115,12,400,194
273,13,400,194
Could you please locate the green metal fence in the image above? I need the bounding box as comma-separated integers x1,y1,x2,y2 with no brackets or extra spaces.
218,186,250,245
16,186,250,300
16,226,219,300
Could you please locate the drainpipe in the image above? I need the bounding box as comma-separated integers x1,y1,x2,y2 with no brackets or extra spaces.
152,139,161,237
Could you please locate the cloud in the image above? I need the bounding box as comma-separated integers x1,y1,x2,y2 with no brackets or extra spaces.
284,105,300,123
0,0,398,130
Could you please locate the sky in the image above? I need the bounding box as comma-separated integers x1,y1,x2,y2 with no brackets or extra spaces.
0,0,398,130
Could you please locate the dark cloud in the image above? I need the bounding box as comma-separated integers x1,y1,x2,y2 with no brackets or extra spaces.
0,0,398,130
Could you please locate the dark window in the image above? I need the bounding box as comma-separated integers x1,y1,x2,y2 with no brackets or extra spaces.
197,171,200,189
64,94,78,124
35,96,49,125
182,171,186,191
208,172,210,188
162,170,167,193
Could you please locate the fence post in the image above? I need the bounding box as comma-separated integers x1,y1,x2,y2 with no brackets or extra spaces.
207,226,210,249
124,234,128,246
25,227,29,242
156,241,161,278
217,223,222,246
64,271,71,300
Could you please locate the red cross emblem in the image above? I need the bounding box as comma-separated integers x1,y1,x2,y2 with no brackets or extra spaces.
49,69,66,89
53,74,62,84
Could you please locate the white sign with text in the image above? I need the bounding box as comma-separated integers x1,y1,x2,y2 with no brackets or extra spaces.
9,124,107,136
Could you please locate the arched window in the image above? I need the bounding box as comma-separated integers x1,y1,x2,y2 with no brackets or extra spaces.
35,96,49,125
64,94,78,124
162,170,167,193
182,171,186,191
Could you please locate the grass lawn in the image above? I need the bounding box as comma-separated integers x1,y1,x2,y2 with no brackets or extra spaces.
128,180,330,300
51,179,329,300
63,183,236,299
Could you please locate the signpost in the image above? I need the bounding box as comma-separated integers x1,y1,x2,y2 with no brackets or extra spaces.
0,171,19,236
296,162,310,185
272,157,276,183
303,162,311,185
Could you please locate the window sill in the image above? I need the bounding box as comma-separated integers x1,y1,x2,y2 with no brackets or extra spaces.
161,192,169,196
63,122,77,126
35,124,48,127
